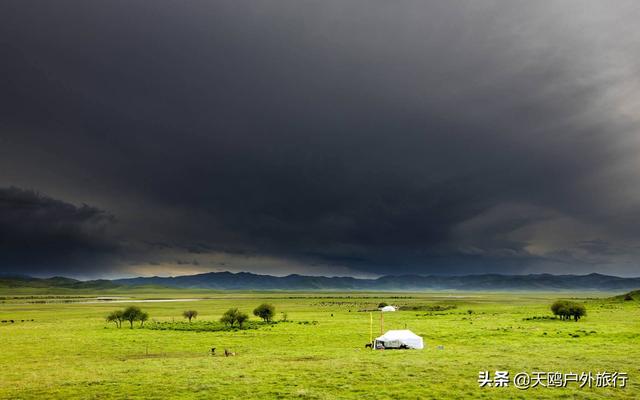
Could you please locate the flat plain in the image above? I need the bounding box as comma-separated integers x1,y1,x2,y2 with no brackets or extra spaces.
0,288,638,399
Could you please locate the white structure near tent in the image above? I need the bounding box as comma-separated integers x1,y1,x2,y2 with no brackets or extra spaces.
374,330,424,349
380,305,396,312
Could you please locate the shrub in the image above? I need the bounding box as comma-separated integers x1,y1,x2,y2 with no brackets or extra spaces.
523,315,557,321
145,320,265,332
399,304,457,312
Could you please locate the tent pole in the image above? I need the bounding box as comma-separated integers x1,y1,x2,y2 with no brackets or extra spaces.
380,312,384,335
369,312,373,344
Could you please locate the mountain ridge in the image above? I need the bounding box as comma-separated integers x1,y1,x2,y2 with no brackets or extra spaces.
1,271,639,291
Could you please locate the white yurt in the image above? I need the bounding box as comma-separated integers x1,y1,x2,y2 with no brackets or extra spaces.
380,305,397,312
374,330,424,349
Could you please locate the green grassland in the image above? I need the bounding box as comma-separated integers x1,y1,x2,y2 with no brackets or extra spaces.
0,289,638,399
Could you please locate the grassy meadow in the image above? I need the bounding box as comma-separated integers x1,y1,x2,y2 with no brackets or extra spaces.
0,288,638,399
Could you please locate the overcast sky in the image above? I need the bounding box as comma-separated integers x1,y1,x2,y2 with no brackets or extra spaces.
1,1,640,278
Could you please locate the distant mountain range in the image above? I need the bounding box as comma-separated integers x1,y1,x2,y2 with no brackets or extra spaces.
1,271,640,291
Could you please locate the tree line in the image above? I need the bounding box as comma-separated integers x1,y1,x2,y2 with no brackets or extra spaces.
106,303,276,328
217,303,276,327
106,306,149,328
550,300,586,321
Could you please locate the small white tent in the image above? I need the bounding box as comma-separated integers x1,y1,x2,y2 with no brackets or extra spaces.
380,305,397,312
374,330,424,349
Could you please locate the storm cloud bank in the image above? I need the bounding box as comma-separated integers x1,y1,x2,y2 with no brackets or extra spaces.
0,187,118,274
1,1,640,277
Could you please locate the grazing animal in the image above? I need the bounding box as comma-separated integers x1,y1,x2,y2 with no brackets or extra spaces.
224,349,236,357
9,320,14,323
1,320,6,323
365,343,373,349
210,347,216,355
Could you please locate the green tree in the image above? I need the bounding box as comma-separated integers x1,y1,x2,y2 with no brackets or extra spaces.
122,306,143,328
183,310,198,323
138,311,149,327
236,312,249,327
220,308,249,327
220,308,237,326
551,300,586,321
253,304,275,322
551,300,570,320
569,303,586,321
378,302,388,308
106,310,123,328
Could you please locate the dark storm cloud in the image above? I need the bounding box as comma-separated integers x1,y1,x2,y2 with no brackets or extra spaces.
0,187,119,274
1,1,640,277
